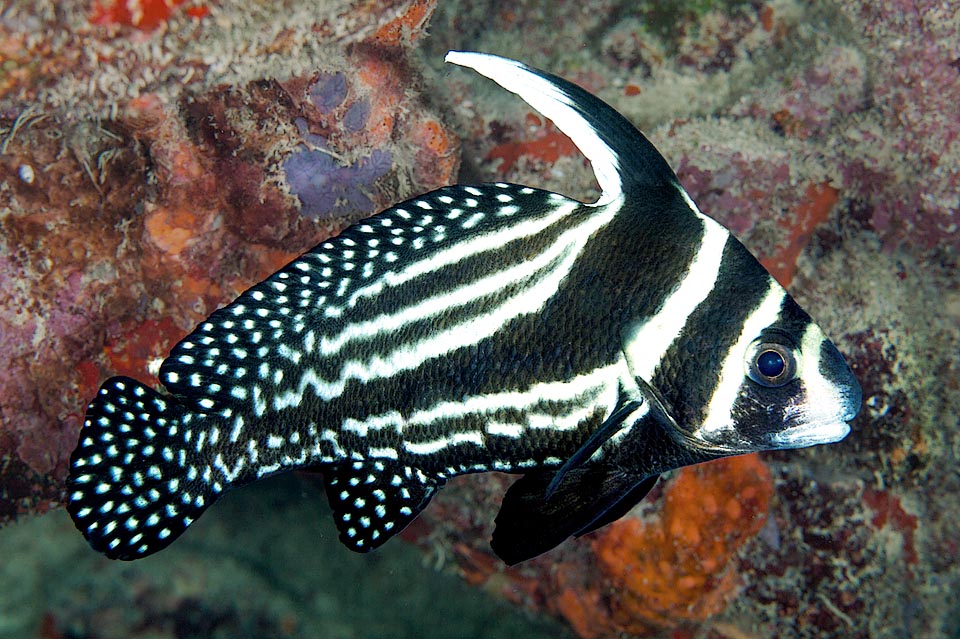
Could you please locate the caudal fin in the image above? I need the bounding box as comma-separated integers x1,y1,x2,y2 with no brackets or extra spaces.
66,377,217,560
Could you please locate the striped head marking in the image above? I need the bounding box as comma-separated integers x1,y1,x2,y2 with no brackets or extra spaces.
626,236,861,455
694,286,860,453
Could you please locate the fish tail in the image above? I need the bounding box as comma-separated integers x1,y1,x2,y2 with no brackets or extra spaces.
66,377,216,560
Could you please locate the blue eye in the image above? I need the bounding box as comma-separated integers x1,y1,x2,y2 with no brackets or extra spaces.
757,350,785,378
746,341,796,387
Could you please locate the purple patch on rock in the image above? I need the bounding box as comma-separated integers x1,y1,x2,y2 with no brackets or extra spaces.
310,73,347,114
344,100,370,133
284,145,392,220
292,117,326,148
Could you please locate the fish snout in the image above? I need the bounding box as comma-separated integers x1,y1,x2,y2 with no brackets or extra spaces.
819,339,862,424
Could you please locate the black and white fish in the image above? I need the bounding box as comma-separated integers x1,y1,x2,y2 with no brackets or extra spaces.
66,52,860,565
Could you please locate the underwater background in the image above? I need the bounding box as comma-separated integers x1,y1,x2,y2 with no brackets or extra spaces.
0,0,958,637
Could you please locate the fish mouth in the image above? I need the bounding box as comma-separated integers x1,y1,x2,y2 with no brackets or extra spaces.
770,419,851,449
771,378,860,449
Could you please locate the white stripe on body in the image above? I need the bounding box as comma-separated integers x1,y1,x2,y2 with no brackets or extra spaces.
316,202,581,357
622,217,729,381
344,360,633,464
269,200,621,411
339,198,581,312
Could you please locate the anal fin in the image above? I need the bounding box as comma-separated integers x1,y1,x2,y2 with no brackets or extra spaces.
322,461,444,552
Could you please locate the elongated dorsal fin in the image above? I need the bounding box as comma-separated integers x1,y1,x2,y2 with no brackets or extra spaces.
445,51,680,207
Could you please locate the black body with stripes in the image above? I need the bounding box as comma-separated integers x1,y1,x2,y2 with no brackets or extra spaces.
65,52,860,565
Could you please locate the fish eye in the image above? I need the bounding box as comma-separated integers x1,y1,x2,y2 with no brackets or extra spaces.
745,341,797,387
757,350,785,377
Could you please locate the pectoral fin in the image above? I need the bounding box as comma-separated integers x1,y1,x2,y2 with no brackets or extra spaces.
491,378,675,565
545,393,644,499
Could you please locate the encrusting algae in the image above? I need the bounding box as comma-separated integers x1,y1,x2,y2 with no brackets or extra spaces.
592,456,774,630
533,456,774,638
429,456,775,639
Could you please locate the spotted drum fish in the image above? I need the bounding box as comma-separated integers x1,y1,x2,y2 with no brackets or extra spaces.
66,52,861,565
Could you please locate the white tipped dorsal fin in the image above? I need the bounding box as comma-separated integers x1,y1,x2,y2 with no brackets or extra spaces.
445,51,623,206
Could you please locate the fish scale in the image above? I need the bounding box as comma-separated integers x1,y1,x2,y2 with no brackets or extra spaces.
164,184,573,413
66,51,860,564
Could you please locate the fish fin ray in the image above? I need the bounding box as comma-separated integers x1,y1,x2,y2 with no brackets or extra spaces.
573,474,659,537
545,392,644,499
492,467,653,565
322,461,444,553
66,377,215,560
494,381,665,564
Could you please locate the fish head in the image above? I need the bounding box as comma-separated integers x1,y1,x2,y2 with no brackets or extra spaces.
684,291,862,454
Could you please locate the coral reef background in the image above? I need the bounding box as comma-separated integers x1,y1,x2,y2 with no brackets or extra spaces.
1,0,958,638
